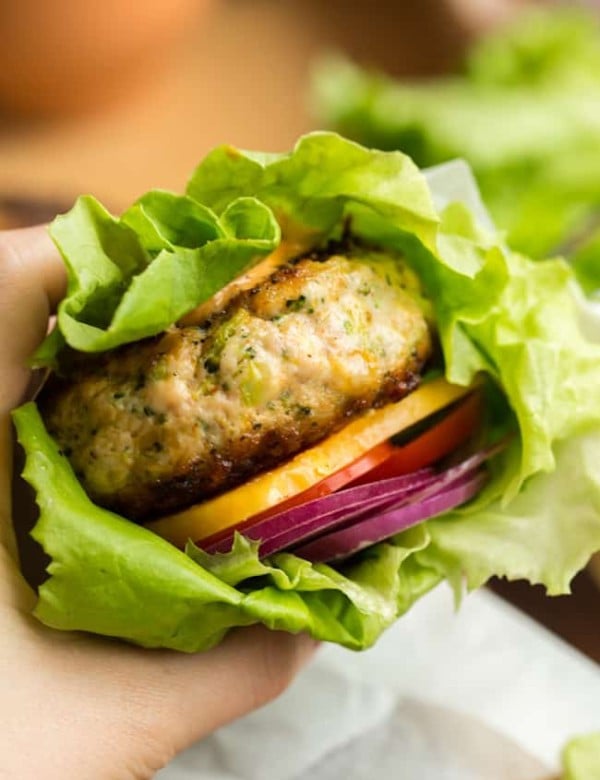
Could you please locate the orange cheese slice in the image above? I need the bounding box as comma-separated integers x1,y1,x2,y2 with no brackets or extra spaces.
146,377,473,548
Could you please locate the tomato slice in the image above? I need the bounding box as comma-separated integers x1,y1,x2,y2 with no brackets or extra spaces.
238,442,394,523
252,391,481,517
198,390,481,550
349,390,482,485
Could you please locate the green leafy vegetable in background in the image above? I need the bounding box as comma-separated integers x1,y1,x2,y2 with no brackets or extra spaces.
562,731,600,780
12,132,600,652
314,6,600,289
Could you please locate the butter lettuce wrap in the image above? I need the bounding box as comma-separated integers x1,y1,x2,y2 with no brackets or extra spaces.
12,133,600,652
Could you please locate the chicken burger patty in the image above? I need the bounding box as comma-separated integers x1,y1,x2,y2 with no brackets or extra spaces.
40,245,433,520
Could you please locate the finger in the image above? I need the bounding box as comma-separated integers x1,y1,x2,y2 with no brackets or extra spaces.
160,627,320,752
14,626,318,779
0,225,66,310
75,625,319,771
0,225,66,415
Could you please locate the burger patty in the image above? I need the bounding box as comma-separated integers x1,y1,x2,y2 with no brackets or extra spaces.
40,246,433,521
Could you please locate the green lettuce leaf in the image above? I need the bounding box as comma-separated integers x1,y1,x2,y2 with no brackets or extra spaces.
420,431,600,598
33,192,280,364
434,236,600,491
562,732,600,780
186,131,439,253
12,132,600,651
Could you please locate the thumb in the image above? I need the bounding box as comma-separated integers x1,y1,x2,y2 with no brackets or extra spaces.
31,625,320,779
0,225,66,415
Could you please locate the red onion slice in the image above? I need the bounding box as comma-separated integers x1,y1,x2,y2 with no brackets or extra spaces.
202,440,506,558
293,469,488,563
202,468,437,554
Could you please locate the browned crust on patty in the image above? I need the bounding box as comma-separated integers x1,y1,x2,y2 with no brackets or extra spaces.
40,247,433,520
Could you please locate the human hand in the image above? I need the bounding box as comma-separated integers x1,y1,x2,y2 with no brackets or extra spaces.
0,226,317,779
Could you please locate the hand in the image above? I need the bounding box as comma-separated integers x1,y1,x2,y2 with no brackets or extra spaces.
0,226,317,779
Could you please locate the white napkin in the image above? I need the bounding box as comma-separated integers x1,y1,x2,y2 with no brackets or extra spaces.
157,588,600,779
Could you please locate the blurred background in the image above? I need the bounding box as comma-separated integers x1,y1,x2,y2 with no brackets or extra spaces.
1,0,598,663
0,0,529,209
